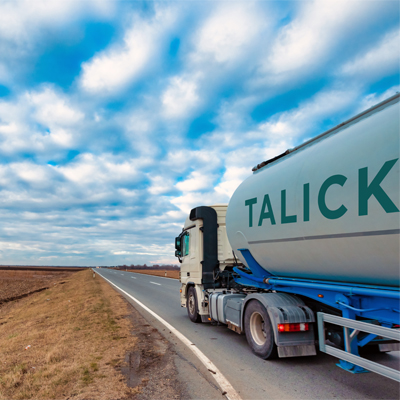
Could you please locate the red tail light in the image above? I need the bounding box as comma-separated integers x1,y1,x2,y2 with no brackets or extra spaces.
277,323,309,332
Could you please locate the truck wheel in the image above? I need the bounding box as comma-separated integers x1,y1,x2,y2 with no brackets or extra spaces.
187,286,201,323
244,300,277,359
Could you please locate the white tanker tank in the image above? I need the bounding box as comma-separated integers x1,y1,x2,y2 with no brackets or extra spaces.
226,94,399,288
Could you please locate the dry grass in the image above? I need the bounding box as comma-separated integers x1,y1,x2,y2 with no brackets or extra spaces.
126,269,179,279
0,269,138,400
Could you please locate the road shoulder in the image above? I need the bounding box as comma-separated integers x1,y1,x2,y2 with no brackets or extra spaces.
116,289,224,400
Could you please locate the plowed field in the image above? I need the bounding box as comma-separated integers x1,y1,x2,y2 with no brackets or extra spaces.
0,269,73,304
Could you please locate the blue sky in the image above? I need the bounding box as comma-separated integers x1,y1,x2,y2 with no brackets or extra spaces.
0,0,399,266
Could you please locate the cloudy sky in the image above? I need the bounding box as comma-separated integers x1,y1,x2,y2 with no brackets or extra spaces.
0,0,399,266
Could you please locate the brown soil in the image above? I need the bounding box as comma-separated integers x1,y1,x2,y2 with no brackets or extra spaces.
0,269,73,304
126,269,180,279
121,306,185,399
0,266,85,272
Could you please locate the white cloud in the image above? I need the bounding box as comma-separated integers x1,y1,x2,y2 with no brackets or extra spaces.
118,188,138,199
0,0,114,45
80,7,176,94
214,166,249,198
171,192,208,215
166,210,187,221
261,0,383,81
175,171,215,192
161,76,200,118
0,241,47,252
341,30,400,80
48,128,74,148
259,88,359,142
0,121,18,135
0,164,12,186
193,2,266,64
163,148,222,175
0,87,84,154
28,87,84,127
117,109,162,160
357,85,400,113
0,99,43,155
57,153,142,186
148,175,174,195
0,162,61,192
13,162,51,185
113,251,132,255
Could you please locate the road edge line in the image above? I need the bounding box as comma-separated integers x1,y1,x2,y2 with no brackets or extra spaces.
95,271,242,400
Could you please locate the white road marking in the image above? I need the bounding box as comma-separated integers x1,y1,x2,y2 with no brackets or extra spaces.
150,281,161,286
131,277,136,279
121,274,124,275
126,272,178,281
96,271,241,400
147,275,177,281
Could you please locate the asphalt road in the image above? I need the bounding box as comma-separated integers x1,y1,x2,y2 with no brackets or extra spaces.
96,268,400,400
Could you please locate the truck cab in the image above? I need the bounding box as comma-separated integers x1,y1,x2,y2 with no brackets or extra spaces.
175,205,237,322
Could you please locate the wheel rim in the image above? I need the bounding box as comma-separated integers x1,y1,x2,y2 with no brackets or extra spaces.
188,294,196,315
249,311,267,346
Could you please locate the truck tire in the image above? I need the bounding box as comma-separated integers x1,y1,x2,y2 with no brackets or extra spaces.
187,286,201,323
244,300,277,359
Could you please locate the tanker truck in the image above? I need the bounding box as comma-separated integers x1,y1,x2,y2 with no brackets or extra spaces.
175,93,400,381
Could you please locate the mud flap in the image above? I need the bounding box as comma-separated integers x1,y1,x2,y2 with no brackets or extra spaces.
242,293,316,358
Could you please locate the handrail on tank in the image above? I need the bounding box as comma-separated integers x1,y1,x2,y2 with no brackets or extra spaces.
318,312,400,382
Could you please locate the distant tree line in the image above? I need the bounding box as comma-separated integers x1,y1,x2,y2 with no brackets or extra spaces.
112,264,179,270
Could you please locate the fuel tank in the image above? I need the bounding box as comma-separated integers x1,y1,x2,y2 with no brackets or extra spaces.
226,94,400,287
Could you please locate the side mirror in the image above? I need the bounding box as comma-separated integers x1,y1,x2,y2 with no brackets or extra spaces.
175,236,181,251
175,249,182,263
